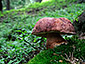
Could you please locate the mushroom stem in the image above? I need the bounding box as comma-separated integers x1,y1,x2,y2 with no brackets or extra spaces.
46,33,67,49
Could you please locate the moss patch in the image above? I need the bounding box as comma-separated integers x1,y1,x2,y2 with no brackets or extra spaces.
28,37,85,64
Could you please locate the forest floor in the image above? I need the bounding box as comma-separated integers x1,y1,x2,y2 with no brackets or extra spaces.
0,0,85,64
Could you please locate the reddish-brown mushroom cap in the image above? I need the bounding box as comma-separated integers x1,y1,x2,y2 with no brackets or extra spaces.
32,17,76,49
32,17,76,36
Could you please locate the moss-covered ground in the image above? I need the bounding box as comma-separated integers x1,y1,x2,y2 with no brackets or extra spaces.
28,37,85,64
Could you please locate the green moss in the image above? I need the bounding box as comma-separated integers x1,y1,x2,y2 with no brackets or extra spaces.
28,37,85,64
28,50,68,64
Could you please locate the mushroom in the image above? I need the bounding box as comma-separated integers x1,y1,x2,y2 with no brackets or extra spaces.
32,17,76,49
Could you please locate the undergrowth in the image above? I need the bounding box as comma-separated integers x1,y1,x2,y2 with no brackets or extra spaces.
0,0,85,64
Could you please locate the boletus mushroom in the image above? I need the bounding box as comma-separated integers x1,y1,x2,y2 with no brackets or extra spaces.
32,17,76,49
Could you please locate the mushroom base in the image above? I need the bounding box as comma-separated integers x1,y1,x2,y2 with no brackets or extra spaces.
46,33,67,49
